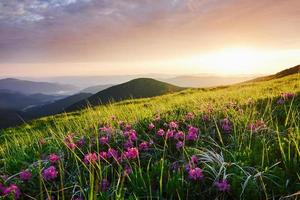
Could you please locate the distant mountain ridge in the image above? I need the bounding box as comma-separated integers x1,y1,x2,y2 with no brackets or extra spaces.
0,90,64,110
67,78,184,111
0,78,78,95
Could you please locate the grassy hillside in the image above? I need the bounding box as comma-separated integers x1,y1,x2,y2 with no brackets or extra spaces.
67,78,184,111
0,74,299,199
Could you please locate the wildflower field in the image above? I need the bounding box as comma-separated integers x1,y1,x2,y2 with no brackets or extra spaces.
0,74,299,199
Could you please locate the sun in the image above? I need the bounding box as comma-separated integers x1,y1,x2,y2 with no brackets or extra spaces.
200,47,261,75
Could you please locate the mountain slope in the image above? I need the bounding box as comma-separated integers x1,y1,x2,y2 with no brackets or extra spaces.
251,65,299,82
25,93,92,119
0,90,64,110
67,78,184,111
164,75,256,87
81,84,114,94
0,78,78,95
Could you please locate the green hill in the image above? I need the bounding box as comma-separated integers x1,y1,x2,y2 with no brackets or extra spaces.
251,64,299,82
66,78,184,111
0,71,299,200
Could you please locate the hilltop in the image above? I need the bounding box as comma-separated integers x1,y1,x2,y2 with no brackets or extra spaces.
67,78,184,111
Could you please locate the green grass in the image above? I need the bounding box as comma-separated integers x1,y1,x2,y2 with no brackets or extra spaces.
0,74,299,199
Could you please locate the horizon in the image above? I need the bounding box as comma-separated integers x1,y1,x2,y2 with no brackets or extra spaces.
0,0,300,77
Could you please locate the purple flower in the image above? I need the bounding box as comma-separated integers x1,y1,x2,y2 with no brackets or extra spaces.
188,167,204,180
221,118,232,134
123,165,133,176
107,148,119,159
100,179,110,192
148,123,155,130
156,129,165,137
99,136,109,145
169,121,178,129
191,155,198,165
124,147,139,159
277,98,285,105
42,166,58,181
19,170,32,181
171,162,180,172
176,141,184,150
84,153,98,165
175,131,185,140
3,184,21,199
124,139,133,149
139,141,149,151
76,137,85,147
215,179,230,192
49,154,60,164
186,126,199,141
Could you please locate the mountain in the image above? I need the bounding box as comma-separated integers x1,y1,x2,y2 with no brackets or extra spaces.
67,78,184,111
0,90,65,110
0,108,25,129
0,78,78,95
251,65,300,82
164,75,257,88
25,93,92,119
81,84,114,94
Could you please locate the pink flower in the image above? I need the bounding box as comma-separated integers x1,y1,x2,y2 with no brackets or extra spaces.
139,141,149,151
188,167,204,180
19,170,32,181
42,166,58,181
67,142,77,150
215,179,230,192
148,123,155,130
49,154,60,164
84,153,98,165
3,184,21,199
98,151,108,160
99,126,112,134
175,131,185,140
202,114,210,122
169,121,178,129
186,126,199,141
124,147,139,159
128,130,137,141
186,112,195,120
155,115,161,121
176,141,184,150
166,130,174,139
156,129,165,137
99,136,109,145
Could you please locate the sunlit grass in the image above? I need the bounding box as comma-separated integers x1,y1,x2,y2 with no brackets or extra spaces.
0,74,299,199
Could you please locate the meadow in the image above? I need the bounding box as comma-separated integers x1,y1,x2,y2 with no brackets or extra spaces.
0,74,299,199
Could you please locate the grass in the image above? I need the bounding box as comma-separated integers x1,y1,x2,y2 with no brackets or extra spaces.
0,74,299,199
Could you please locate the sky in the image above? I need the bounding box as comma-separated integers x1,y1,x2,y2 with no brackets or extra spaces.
0,0,299,77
